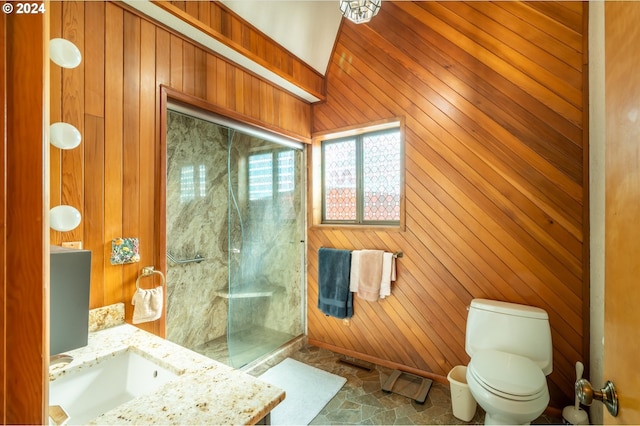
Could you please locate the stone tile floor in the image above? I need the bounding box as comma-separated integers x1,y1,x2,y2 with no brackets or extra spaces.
261,344,562,425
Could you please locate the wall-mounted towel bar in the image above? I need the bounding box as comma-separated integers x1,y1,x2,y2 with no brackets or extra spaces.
166,252,206,265
320,247,403,258
136,266,165,289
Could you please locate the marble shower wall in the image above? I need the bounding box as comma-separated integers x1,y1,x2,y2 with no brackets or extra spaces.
166,111,230,349
166,111,304,352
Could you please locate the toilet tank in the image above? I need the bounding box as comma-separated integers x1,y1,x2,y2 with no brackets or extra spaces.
465,299,553,375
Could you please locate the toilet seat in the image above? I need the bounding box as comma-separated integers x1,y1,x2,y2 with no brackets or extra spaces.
468,350,547,401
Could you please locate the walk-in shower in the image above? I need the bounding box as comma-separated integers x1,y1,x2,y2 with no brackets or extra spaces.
165,106,305,368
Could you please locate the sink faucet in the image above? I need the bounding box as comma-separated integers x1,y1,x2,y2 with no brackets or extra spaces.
50,353,73,368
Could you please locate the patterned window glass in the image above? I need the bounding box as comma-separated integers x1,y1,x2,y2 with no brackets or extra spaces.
363,132,401,221
323,139,357,221
249,153,273,201
321,126,402,225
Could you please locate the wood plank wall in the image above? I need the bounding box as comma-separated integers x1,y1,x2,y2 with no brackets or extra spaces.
49,1,312,336
309,1,588,409
3,10,48,423
162,0,325,100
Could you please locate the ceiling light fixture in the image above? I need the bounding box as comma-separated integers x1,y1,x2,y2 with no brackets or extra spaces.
339,0,381,24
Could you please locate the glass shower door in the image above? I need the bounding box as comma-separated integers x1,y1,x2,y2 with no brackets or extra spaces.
226,130,305,368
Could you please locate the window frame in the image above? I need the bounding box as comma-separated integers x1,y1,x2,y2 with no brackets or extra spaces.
310,118,406,231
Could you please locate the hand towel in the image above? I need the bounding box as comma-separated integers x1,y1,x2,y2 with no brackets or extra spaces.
318,248,353,319
379,252,396,299
349,250,361,293
355,250,384,302
132,286,163,324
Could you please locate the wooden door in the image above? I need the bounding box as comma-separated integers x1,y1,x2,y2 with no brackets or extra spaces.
604,2,640,424
2,8,48,424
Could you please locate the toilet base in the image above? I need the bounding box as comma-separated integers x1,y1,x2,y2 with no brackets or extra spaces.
467,362,548,426
484,411,531,425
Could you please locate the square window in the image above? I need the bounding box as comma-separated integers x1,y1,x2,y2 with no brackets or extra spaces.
320,125,403,226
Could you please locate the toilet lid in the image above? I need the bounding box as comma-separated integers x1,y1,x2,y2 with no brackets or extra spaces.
469,350,546,399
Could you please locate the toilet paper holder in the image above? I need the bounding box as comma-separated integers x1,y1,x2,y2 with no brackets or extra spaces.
575,378,618,417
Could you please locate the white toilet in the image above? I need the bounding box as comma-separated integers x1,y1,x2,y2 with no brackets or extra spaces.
465,299,552,425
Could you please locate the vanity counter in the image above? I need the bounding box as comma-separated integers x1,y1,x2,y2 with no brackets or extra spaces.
49,323,285,425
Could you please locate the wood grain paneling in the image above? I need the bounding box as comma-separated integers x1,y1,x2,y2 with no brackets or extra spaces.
103,2,124,308
310,1,588,410
4,10,48,424
61,1,84,245
162,1,326,100
604,2,640,423
0,13,6,422
84,1,106,310
50,2,62,246
50,1,312,335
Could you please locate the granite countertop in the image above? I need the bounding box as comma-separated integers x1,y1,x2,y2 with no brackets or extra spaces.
49,316,285,425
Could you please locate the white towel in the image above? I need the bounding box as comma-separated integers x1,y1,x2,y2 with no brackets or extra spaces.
379,252,396,299
132,286,163,324
349,250,361,292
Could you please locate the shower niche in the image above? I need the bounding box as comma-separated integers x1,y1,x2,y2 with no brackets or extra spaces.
165,107,305,368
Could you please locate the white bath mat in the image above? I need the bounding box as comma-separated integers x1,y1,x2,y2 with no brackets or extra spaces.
258,357,346,425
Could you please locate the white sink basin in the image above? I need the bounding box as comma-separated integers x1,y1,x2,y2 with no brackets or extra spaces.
49,349,179,424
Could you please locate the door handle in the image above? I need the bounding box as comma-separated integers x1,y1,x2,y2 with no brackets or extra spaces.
576,378,618,417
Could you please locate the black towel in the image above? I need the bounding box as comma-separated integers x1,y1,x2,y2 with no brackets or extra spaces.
318,248,353,319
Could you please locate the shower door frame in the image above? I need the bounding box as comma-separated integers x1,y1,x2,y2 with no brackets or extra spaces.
157,85,308,347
